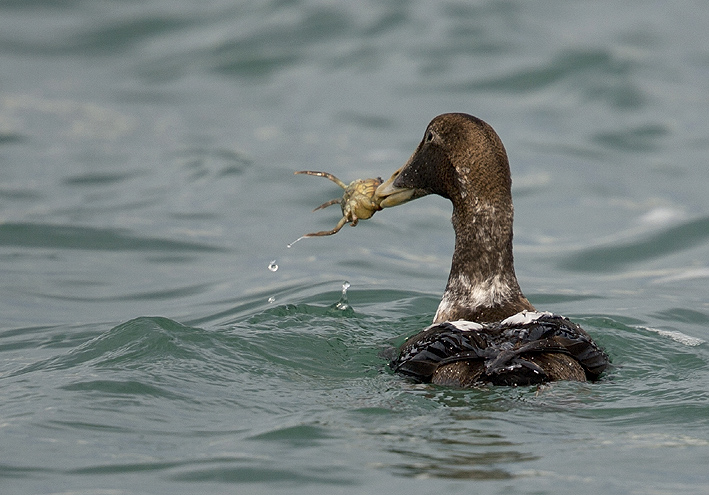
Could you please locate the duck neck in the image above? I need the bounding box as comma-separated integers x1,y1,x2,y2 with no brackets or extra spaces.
433,198,534,323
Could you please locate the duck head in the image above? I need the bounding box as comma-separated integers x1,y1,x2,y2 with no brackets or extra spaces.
375,113,512,212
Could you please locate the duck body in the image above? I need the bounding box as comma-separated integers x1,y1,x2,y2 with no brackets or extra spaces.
391,311,608,387
375,113,609,386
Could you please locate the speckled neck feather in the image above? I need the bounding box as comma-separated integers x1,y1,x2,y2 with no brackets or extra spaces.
432,115,534,322
433,198,535,323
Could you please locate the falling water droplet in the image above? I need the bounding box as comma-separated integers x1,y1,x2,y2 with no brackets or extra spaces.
268,296,276,303
287,236,305,248
268,260,278,272
335,280,351,310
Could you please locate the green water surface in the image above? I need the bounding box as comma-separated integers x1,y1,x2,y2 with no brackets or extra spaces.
2,1,709,494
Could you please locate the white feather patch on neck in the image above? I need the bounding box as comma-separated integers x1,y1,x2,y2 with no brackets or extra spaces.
433,273,514,322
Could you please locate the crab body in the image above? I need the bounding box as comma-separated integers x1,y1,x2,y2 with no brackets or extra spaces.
295,171,383,237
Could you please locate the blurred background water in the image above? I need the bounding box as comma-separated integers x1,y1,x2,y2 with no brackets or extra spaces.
1,1,709,494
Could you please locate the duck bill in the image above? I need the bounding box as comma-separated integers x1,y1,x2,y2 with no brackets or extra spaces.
374,163,428,208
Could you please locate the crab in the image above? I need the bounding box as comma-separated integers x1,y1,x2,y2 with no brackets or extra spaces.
295,170,383,237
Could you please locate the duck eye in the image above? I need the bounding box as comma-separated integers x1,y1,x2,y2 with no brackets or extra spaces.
425,131,434,143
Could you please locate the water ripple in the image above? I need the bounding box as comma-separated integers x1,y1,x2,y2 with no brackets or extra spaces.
0,223,223,252
561,216,709,272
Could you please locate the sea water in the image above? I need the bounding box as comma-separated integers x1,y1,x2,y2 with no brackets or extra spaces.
1,1,709,494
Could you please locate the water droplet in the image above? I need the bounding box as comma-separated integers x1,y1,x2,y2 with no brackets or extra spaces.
268,260,278,272
335,280,351,310
268,296,276,303
287,236,305,248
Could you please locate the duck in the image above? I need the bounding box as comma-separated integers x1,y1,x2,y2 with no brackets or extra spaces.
374,113,609,387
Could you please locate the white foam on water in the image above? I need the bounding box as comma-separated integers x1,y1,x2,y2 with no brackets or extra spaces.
636,326,705,346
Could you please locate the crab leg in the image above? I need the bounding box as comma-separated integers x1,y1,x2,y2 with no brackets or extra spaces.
313,198,342,211
295,170,348,189
303,216,350,237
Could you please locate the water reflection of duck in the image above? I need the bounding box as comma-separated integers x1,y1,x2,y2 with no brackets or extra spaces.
375,113,609,387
